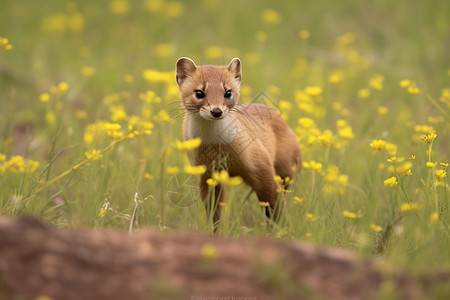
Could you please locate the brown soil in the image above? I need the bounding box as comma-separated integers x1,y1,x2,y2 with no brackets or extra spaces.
0,217,446,300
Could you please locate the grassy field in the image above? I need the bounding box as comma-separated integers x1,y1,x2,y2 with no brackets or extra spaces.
1,0,449,288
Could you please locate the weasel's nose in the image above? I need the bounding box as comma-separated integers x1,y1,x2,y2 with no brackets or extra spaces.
210,108,223,118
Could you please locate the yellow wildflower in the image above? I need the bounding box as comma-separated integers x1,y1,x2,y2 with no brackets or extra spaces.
110,105,127,122
206,178,218,187
142,69,171,83
400,202,421,212
46,111,56,125
269,85,281,95
303,160,322,171
205,46,222,59
154,43,174,57
328,70,344,84
421,130,437,144
371,224,382,233
298,117,315,128
145,0,163,12
185,164,206,176
370,139,386,152
124,74,134,83
153,109,171,123
306,213,316,222
201,244,217,259
343,210,359,219
261,8,282,24
369,75,384,91
274,175,284,185
35,296,52,300
58,81,69,93
109,0,130,15
393,162,412,177
430,212,439,223
259,201,269,207
436,169,446,179
139,90,156,103
166,166,180,174
213,170,243,186
384,177,397,189
399,79,411,88
85,149,102,161
80,66,96,77
176,137,202,152
441,162,449,168
0,36,13,51
426,162,436,168
304,86,322,96
408,82,420,95
165,1,184,18
357,88,370,99
144,173,154,180
377,106,388,115
293,196,305,205
39,93,50,103
385,143,398,156
298,29,310,40
318,130,334,147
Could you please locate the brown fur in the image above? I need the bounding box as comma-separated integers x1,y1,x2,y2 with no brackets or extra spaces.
176,57,301,228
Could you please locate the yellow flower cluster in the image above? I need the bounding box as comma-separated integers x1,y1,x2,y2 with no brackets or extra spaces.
383,176,397,189
296,118,354,150
261,9,282,24
303,160,323,172
0,36,13,51
85,149,102,161
84,122,123,146
400,202,422,212
334,33,369,67
343,210,361,219
387,157,412,177
176,138,202,152
0,154,39,174
201,243,217,259
369,74,384,91
109,0,130,15
208,170,243,187
435,163,448,187
399,79,420,95
323,165,348,195
142,69,173,84
144,0,184,18
369,139,397,156
184,164,206,176
139,90,161,104
41,12,85,33
439,88,450,108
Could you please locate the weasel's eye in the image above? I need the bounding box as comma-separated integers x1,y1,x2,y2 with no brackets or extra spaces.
195,90,205,99
224,90,232,99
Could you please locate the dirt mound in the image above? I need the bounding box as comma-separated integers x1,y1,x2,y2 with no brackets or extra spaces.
0,217,442,299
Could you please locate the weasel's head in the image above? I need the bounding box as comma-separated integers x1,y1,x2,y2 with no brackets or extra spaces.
176,57,241,120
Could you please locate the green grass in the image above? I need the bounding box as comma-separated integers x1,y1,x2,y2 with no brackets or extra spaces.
1,0,449,286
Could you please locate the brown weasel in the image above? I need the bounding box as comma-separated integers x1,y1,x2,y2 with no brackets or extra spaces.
176,57,301,227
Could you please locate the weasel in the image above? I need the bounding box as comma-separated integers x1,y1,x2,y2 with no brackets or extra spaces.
176,57,301,227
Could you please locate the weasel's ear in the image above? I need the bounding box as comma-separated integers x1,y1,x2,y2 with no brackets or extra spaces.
227,57,241,82
176,57,197,86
